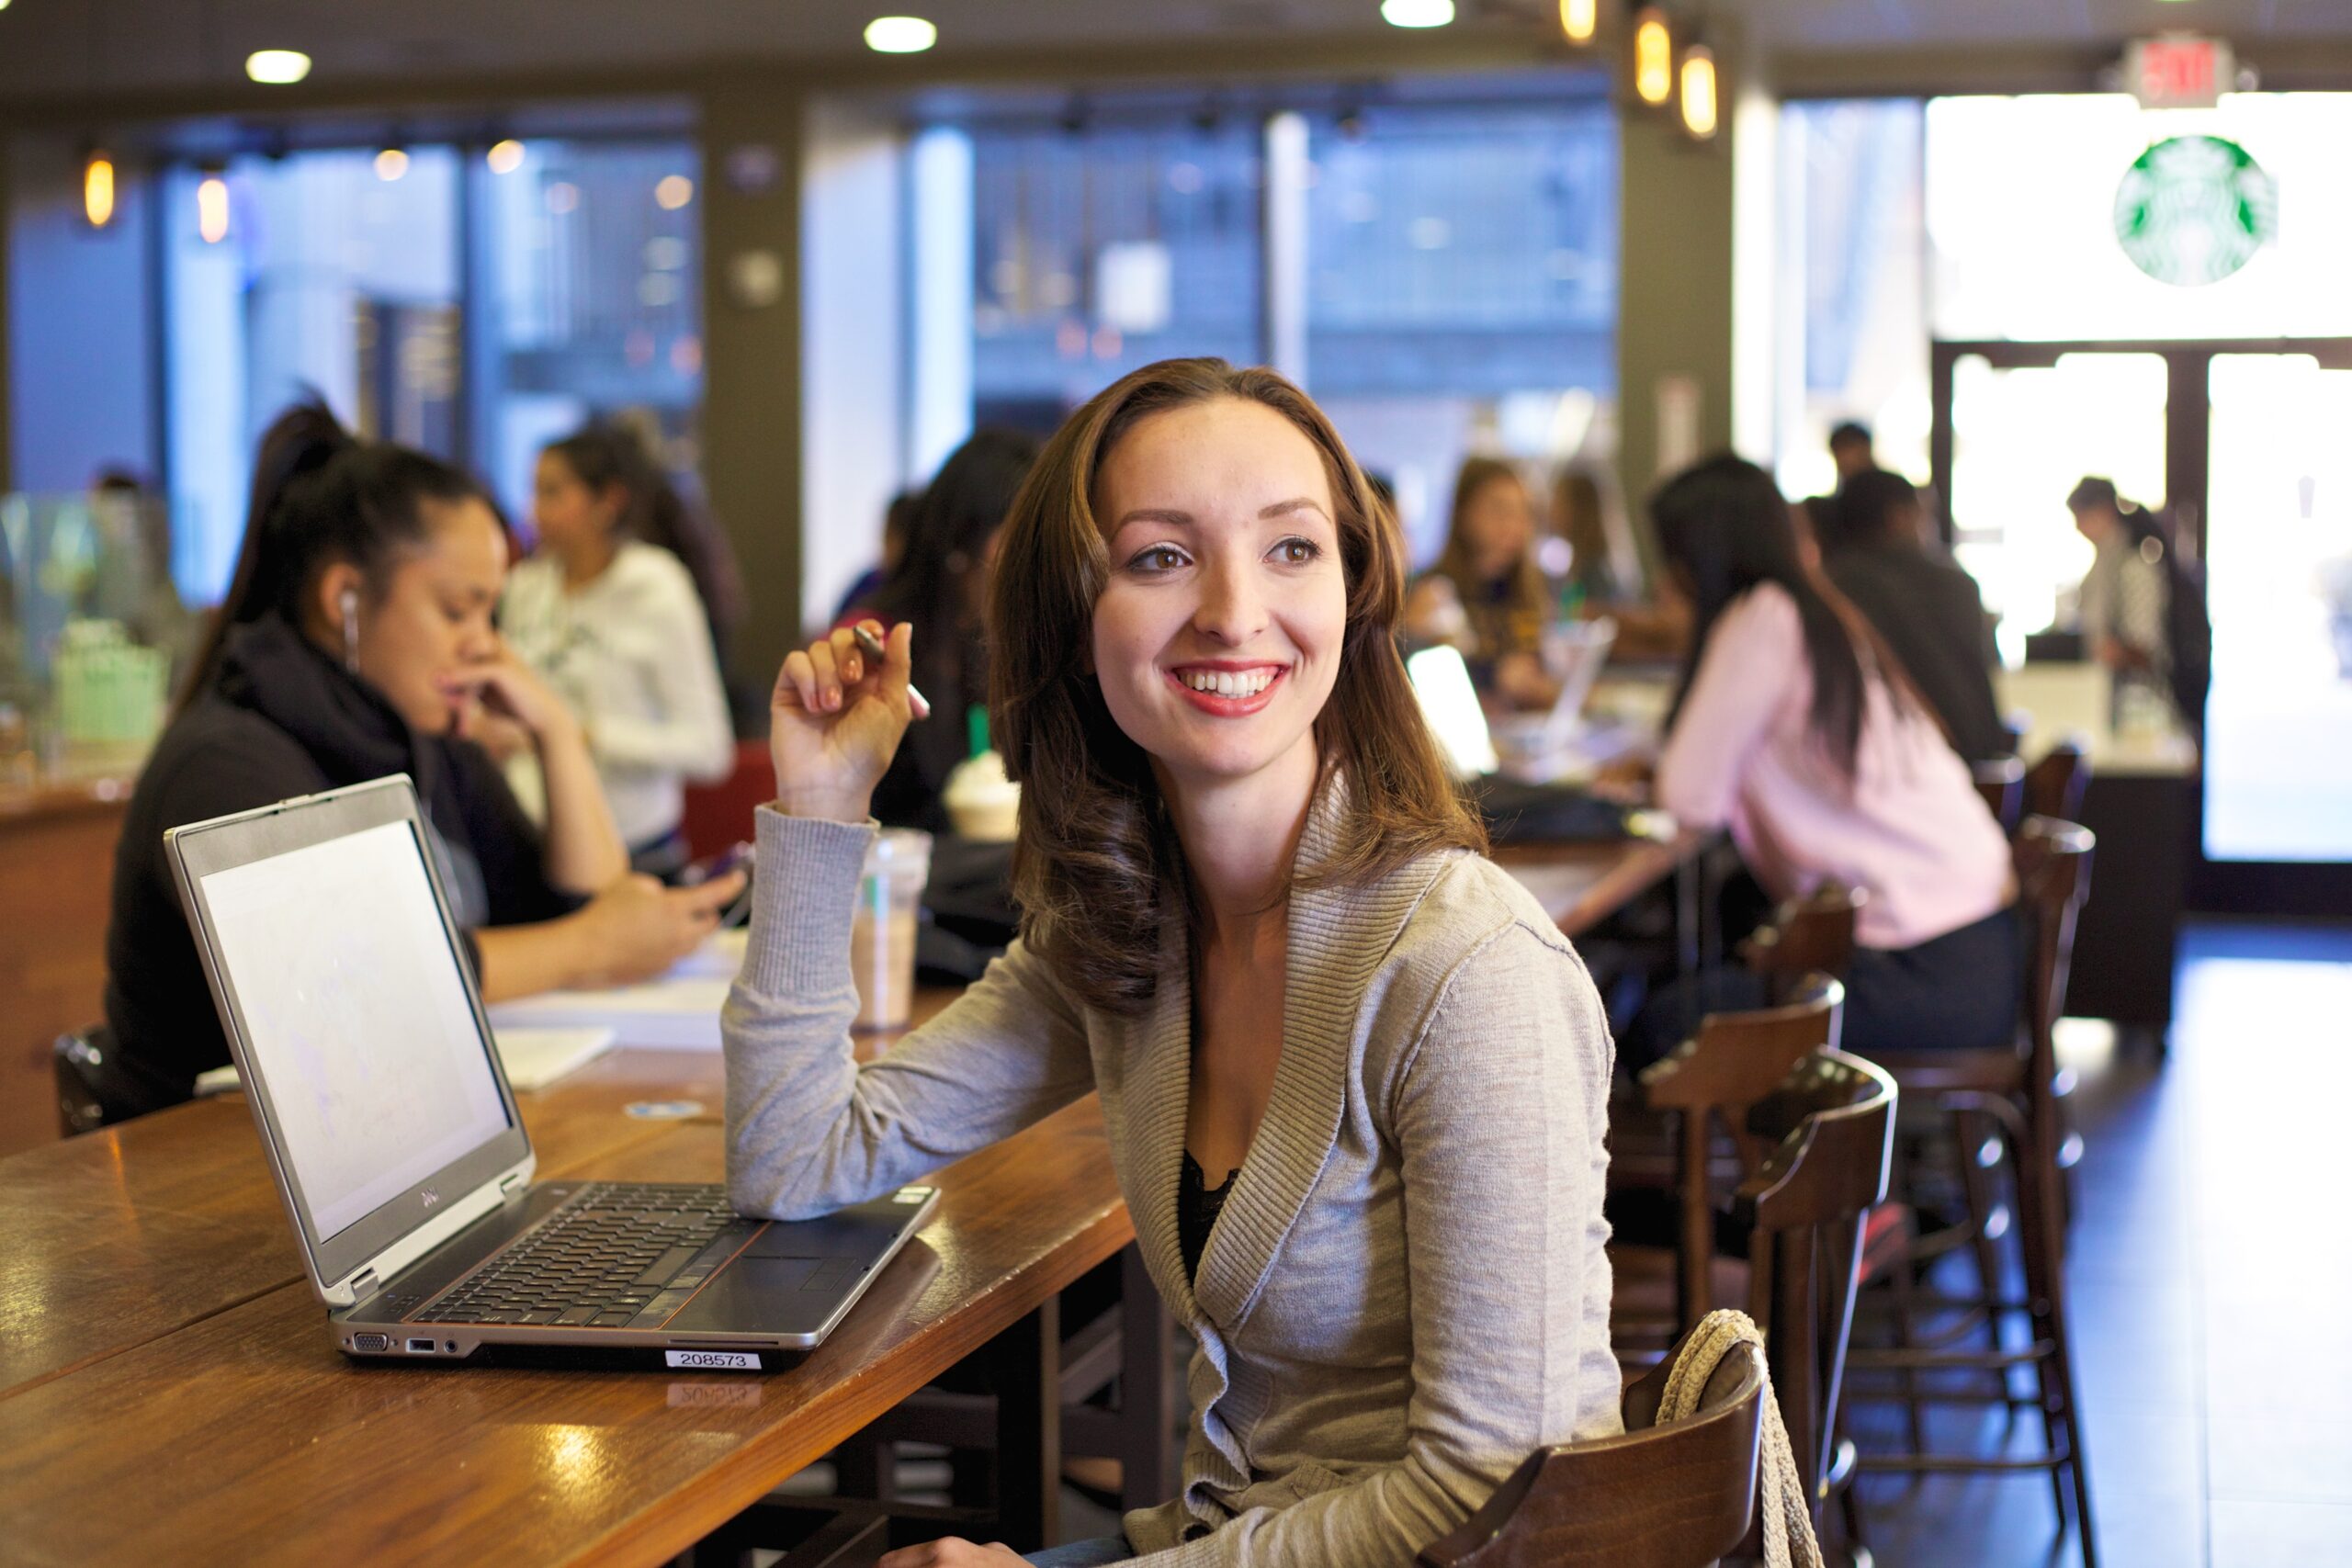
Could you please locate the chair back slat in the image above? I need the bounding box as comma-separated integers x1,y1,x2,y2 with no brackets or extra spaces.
1741,885,1864,1003
1733,1050,1897,1527
1639,982,1844,1335
1972,754,2025,833
1418,1339,1767,1568
2022,740,2089,824
2015,816,2094,1153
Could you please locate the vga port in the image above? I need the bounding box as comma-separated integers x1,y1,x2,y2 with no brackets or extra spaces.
352,1332,391,1352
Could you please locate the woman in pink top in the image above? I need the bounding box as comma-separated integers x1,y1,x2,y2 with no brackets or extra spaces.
1630,455,2016,1063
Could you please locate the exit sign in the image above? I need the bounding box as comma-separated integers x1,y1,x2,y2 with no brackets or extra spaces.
2127,36,2235,110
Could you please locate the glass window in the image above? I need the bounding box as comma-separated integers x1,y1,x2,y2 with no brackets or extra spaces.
1304,98,1617,559
470,139,705,526
1773,99,1928,504
163,149,465,604
969,120,1263,431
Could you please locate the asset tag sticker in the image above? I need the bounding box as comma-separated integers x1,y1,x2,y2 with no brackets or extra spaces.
626,1100,707,1120
665,1349,762,1371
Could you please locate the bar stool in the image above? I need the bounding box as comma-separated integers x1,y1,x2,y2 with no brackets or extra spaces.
1845,818,2099,1568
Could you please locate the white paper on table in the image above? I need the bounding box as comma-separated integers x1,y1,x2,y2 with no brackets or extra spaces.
191,1022,622,1096
485,975,733,1050
493,1025,618,1090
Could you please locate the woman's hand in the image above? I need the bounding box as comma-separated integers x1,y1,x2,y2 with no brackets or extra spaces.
457,705,537,765
566,872,747,987
876,1540,1026,1568
769,619,921,824
445,648,582,750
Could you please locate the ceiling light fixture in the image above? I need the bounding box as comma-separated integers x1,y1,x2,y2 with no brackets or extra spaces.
863,16,937,52
655,175,695,209
1632,6,1673,107
84,150,117,229
198,169,231,244
1560,0,1597,44
1381,0,1454,26
375,146,410,181
1679,42,1718,138
244,50,311,85
486,139,526,175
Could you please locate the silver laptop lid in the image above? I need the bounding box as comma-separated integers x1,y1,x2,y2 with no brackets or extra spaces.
167,775,534,1307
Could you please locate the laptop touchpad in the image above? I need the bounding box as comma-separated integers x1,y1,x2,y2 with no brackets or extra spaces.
668,1257,832,1336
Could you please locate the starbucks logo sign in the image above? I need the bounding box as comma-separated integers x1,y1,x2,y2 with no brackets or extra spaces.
2114,135,2278,287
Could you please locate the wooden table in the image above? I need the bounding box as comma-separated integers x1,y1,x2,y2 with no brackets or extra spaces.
0,773,135,1158
0,833,1709,1566
0,991,1134,1566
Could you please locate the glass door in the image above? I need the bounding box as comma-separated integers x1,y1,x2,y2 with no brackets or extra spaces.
2204,354,2352,863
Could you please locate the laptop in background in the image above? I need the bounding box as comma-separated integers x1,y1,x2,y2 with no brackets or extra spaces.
1408,636,1661,844
167,774,935,1371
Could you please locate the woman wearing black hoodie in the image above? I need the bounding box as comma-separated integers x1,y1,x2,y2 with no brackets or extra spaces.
98,403,742,1122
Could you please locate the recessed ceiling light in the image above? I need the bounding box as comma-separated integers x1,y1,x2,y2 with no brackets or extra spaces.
245,50,311,85
1382,0,1454,25
655,175,695,210
375,147,409,181
486,140,526,175
864,16,937,53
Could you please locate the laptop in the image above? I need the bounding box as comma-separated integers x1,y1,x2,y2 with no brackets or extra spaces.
1408,632,1668,844
166,774,937,1371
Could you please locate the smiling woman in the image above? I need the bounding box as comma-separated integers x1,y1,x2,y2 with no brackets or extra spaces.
731,357,1623,1568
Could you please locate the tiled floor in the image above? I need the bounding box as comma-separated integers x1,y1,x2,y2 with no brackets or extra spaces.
1847,920,2352,1567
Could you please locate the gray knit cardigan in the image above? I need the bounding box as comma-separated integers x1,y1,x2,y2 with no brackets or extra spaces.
723,791,1620,1565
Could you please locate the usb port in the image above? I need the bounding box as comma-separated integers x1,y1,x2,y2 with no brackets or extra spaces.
405,1337,436,1354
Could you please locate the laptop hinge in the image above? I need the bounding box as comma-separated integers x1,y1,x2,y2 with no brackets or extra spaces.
499,1173,525,1196
349,1269,381,1301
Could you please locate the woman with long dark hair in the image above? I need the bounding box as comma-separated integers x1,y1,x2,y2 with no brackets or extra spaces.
503,423,740,874
99,404,742,1123
726,360,1621,1566
1637,454,2015,1061
847,427,1038,832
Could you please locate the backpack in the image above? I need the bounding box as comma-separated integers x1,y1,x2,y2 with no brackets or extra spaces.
2152,524,2211,729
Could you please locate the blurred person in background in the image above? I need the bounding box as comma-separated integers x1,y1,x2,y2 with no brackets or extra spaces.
1828,420,1877,480
503,423,741,876
1552,464,1690,661
2066,475,2209,730
1621,454,2016,1066
101,403,741,1123
1815,468,2008,763
841,428,1039,833
831,488,918,627
1406,457,1558,709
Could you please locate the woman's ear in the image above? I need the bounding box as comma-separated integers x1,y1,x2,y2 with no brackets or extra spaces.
312,561,364,634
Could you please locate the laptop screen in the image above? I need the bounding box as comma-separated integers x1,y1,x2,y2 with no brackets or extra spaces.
198,818,513,1241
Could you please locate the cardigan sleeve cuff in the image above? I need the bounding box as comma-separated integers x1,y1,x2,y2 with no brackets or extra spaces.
741,805,878,999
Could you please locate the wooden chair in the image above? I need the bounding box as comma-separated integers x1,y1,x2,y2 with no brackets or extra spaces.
1417,1332,1767,1568
1972,755,2025,834
2022,740,2088,824
1633,981,1847,1338
1739,884,1864,1004
1732,1050,1898,1535
1845,818,2099,1567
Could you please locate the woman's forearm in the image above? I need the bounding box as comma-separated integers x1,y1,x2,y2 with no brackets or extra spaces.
533,715,628,891
473,919,590,1002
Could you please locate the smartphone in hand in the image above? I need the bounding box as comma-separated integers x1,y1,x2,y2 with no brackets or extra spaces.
680,840,755,928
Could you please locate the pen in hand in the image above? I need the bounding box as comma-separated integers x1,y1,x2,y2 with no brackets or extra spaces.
852,624,932,719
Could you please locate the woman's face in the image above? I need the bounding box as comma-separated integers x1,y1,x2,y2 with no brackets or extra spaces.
1460,473,1536,579
1090,398,1348,797
340,498,509,735
531,453,617,557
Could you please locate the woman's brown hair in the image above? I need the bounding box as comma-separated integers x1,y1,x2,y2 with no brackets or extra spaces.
1433,456,1549,638
988,358,1485,1018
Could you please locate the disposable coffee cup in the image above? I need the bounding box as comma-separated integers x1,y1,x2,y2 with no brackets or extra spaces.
851,829,931,1032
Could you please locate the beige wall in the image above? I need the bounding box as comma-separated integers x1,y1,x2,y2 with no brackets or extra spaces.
1614,101,1737,536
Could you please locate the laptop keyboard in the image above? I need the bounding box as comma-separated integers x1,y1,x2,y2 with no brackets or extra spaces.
409,1182,752,1330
